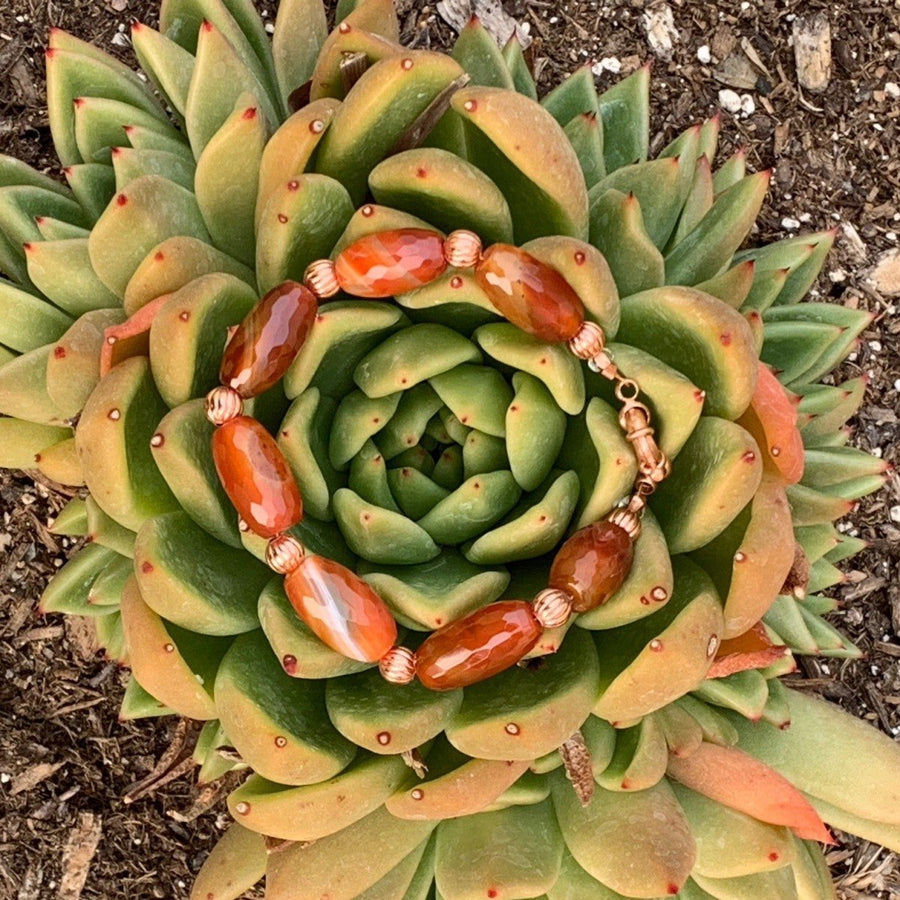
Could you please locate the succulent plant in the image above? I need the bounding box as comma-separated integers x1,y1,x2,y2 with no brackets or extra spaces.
1,0,898,897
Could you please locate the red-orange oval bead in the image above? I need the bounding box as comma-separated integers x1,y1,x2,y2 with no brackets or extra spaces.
416,601,542,691
549,521,634,613
334,228,447,297
475,244,586,342
211,416,303,538
220,281,317,398
284,555,397,662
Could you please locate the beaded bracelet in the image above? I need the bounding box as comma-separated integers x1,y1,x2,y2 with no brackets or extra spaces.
205,225,670,692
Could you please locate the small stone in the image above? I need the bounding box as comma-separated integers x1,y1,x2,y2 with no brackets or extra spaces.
740,94,756,116
697,45,712,64
592,57,622,75
867,249,900,296
718,89,742,113
885,82,900,99
889,506,900,525
781,217,801,231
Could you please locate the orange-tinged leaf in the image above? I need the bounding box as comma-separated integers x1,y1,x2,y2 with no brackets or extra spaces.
708,622,792,678
667,741,833,843
738,362,805,484
720,473,796,638
100,292,171,375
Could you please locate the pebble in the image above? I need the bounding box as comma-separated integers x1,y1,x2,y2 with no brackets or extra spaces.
593,58,622,75
885,82,900,99
740,93,756,116
890,506,900,525
867,248,900,296
697,45,712,64
781,217,801,230
718,88,742,113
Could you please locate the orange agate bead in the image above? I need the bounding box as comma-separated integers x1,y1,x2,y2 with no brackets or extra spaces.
284,555,398,662
474,244,586,342
549,521,634,612
334,228,448,297
220,281,317,398
212,416,303,538
416,601,542,691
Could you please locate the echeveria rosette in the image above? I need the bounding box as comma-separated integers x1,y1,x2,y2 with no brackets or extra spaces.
0,1,897,898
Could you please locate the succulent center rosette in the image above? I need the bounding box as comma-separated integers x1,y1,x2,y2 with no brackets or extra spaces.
1,1,899,899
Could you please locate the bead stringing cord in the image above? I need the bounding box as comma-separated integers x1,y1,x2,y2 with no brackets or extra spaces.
206,226,672,690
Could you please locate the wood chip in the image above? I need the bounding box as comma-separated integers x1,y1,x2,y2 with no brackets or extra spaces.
643,3,679,61
58,813,102,900
714,52,760,90
436,0,530,47
10,761,64,796
793,13,832,93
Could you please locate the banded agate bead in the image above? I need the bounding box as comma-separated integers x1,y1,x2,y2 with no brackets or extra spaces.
335,228,447,297
212,416,303,538
285,555,397,662
416,601,542,691
475,244,586,342
549,521,634,612
220,281,318,397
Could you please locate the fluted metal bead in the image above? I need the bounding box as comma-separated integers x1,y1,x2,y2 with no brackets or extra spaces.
265,532,306,574
303,258,340,299
532,587,574,628
568,320,606,360
443,229,482,268
607,506,643,541
205,385,243,426
379,646,417,684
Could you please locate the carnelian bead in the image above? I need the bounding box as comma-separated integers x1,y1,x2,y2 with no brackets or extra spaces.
212,416,303,538
474,244,586,342
220,281,317,398
416,601,542,691
284,555,397,662
549,521,634,613
334,228,447,297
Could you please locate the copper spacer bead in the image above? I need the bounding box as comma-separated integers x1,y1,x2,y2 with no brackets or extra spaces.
443,229,482,268
568,321,606,360
265,532,305,574
607,495,645,541
303,258,340,298
532,588,574,628
205,385,243,426
379,646,417,684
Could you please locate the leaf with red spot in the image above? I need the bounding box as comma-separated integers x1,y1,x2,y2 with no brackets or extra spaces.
667,741,833,843
738,361,805,484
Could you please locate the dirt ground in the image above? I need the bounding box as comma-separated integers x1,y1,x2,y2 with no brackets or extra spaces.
1,0,899,898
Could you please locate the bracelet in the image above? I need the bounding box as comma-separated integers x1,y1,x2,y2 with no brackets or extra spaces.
204,226,670,692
